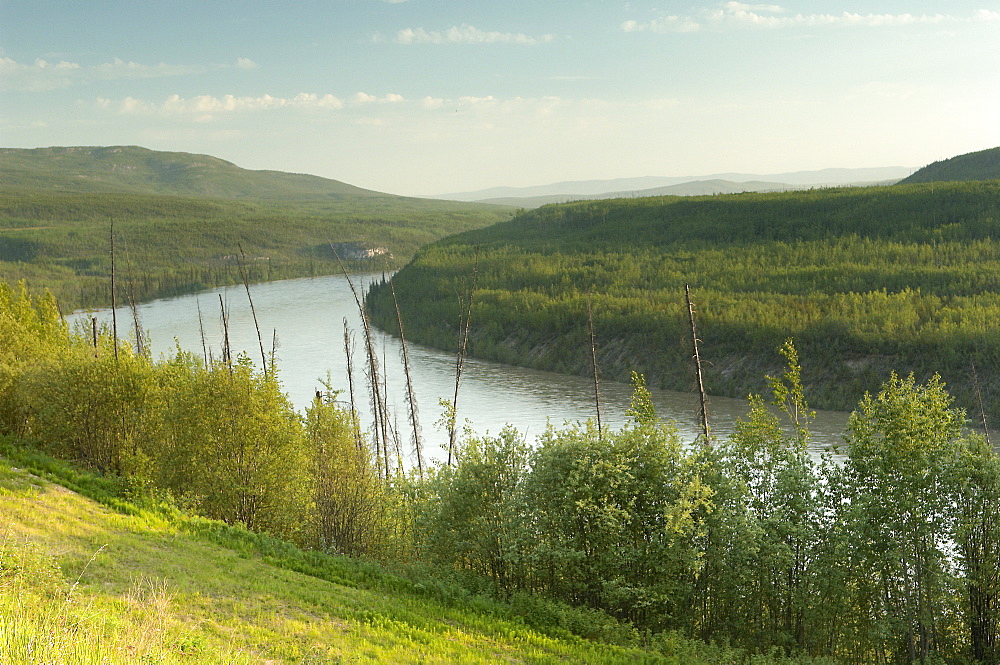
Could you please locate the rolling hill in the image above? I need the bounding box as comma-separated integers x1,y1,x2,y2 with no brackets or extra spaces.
0,145,385,200
899,146,1000,184
0,146,512,309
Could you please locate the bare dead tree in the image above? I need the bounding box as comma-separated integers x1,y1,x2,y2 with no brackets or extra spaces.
587,294,603,441
332,246,388,479
972,361,992,447
448,247,479,466
219,293,232,372
388,273,424,478
343,317,364,451
91,316,99,357
196,297,209,369
237,243,268,374
686,284,710,444
109,218,119,361
384,340,402,478
119,230,145,356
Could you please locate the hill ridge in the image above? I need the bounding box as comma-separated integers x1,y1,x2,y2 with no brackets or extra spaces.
0,145,391,200
899,146,1000,184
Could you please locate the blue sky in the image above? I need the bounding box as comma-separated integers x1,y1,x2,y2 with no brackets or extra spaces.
2,1,998,195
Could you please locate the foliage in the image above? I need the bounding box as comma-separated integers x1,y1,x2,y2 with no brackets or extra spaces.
307,392,393,557
0,286,365,546
414,426,530,591
0,281,72,435
154,354,312,539
835,373,970,663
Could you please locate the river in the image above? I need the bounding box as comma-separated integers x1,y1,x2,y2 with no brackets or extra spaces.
71,274,851,464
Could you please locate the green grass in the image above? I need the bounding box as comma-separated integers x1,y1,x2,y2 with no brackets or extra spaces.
4,440,783,664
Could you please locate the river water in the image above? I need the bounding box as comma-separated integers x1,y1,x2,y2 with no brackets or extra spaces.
71,274,851,464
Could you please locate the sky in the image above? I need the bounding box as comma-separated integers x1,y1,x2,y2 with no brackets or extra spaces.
2,1,999,196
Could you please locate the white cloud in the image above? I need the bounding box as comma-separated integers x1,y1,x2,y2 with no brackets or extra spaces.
623,3,965,33
0,56,83,91
622,16,701,33
236,57,258,70
119,93,336,117
394,24,554,45
0,56,203,91
294,92,345,109
109,91,418,119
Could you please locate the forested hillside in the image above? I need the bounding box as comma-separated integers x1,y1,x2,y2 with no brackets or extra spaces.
900,146,1000,184
0,147,511,309
367,180,1000,420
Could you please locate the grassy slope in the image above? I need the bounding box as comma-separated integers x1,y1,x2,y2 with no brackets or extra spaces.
0,147,512,309
0,442,705,664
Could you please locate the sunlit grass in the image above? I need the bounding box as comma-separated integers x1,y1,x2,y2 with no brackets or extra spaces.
0,452,684,664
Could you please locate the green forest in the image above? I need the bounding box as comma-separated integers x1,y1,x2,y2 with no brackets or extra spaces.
2,281,999,663
0,187,509,310
367,179,1000,421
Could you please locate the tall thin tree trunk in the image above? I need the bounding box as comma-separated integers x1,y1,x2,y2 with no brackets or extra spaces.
120,231,144,356
685,284,710,444
448,247,479,466
381,340,393,479
110,218,119,361
388,274,423,478
332,247,387,479
587,294,603,440
219,293,232,372
196,297,209,369
343,317,363,451
973,361,991,446
237,243,268,373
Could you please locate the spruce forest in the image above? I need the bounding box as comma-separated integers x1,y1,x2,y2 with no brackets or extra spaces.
367,178,1000,422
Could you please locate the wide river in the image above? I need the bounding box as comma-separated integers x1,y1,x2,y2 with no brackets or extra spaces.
71,274,851,464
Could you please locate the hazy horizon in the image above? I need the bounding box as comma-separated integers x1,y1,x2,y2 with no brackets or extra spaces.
3,1,998,195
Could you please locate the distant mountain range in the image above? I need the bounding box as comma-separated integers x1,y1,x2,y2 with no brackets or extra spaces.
433,166,915,208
